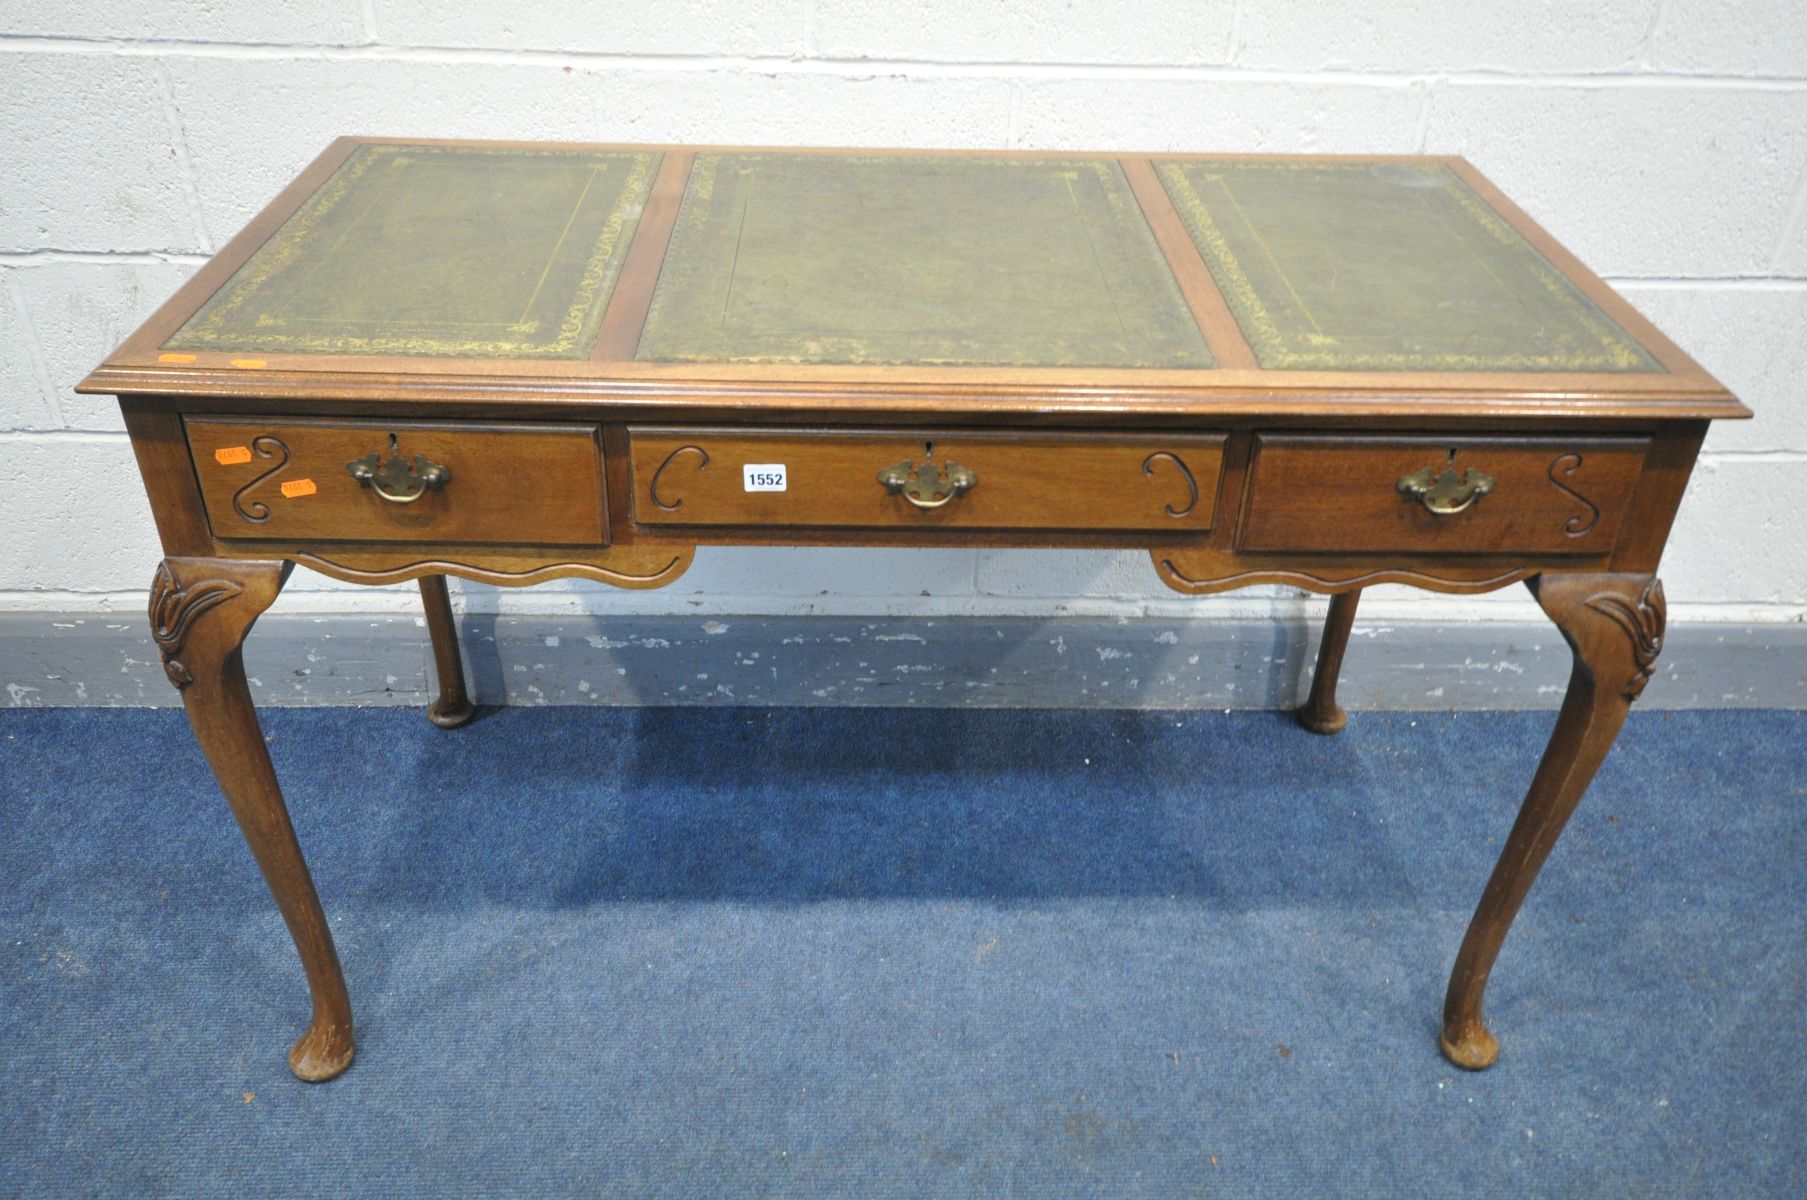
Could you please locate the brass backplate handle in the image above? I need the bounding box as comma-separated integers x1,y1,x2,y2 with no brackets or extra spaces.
346,450,451,505
1398,462,1495,515
878,458,978,510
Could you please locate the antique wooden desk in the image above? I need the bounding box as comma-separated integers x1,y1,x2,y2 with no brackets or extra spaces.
81,139,1747,1082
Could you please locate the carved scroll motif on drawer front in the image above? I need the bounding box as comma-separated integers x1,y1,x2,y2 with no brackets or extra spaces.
230,436,290,524
1140,451,1199,519
649,445,710,511
1546,453,1601,537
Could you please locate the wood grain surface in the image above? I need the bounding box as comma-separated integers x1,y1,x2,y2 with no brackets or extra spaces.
1236,434,1649,555
628,427,1227,532
185,416,608,546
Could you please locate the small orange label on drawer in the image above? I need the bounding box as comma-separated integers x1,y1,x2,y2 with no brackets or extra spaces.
279,478,317,499
214,446,253,465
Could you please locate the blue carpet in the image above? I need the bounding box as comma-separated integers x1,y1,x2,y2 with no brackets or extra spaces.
1,706,1802,1197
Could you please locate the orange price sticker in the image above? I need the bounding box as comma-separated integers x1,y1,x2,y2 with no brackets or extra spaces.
158,352,197,364
280,478,317,499
230,358,268,369
214,446,253,466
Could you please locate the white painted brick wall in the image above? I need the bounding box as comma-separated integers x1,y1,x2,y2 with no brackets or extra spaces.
380,0,811,57
1650,0,1807,76
1231,2,1662,72
2,1,1803,630
814,0,1239,65
8,2,368,46
10,259,197,431
1011,77,1426,150
0,54,203,251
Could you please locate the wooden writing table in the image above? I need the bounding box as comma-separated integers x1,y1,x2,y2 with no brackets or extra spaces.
81,139,1748,1082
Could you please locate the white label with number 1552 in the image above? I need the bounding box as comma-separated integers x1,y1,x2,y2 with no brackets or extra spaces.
742,463,788,492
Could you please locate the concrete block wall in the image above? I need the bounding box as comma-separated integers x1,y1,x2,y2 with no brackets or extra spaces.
2,2,1804,632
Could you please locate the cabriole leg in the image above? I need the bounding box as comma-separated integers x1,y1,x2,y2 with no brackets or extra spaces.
1440,572,1665,1069
1297,588,1361,734
151,557,355,1082
419,574,475,729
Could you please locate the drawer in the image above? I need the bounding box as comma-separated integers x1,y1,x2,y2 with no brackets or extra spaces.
1238,434,1649,555
186,417,607,545
628,428,1227,532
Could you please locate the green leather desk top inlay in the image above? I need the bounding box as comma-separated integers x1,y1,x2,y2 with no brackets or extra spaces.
166,144,658,358
636,153,1213,368
1157,160,1659,373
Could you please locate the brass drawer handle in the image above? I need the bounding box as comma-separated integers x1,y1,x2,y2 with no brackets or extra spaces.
346,447,451,505
878,457,977,510
1398,457,1495,515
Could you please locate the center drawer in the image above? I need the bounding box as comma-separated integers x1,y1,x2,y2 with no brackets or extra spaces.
186,416,607,545
628,428,1227,532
